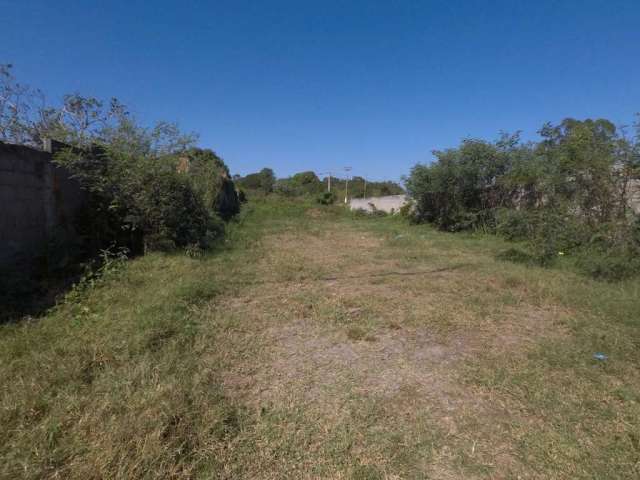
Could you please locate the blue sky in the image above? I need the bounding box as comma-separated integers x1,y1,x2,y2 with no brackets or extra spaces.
2,0,639,181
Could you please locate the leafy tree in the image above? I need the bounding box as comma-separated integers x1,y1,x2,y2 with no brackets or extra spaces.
236,167,275,194
321,176,404,199
407,117,640,278
536,118,620,224
275,171,323,196
1,63,44,145
406,137,515,230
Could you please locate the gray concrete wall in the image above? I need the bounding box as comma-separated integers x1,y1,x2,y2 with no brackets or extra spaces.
349,195,409,214
629,179,640,215
0,140,86,269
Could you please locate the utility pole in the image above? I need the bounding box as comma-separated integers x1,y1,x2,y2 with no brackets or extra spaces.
318,172,332,192
344,166,352,204
363,178,367,199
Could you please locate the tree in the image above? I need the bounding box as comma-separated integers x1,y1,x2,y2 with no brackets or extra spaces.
536,118,622,225
0,63,42,145
274,171,323,196
236,167,275,194
406,138,515,230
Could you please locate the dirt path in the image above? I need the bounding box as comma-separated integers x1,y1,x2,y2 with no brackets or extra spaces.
203,219,569,478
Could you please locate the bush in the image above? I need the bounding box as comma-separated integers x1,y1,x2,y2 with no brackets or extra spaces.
0,68,241,256
185,148,240,221
398,201,416,221
406,137,516,231
576,249,640,281
405,118,640,279
498,214,640,278
56,145,234,254
274,171,323,197
317,191,336,205
235,168,275,194
139,171,225,249
496,208,531,241
574,217,640,280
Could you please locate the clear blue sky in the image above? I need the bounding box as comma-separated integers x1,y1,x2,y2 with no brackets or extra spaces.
2,0,639,181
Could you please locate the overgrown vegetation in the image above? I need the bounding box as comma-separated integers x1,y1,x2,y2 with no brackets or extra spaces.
274,170,324,197
317,190,337,205
233,167,276,195
406,118,640,279
325,175,404,198
235,167,404,201
1,64,239,256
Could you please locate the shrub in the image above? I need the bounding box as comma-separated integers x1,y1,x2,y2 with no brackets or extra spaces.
574,217,640,280
317,191,336,205
406,118,640,280
0,66,240,256
496,208,532,241
406,137,516,231
184,148,240,221
56,144,233,253
139,171,225,249
235,168,275,194
576,249,640,281
274,171,323,197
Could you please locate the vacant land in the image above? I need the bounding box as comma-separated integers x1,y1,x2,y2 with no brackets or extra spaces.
2,199,640,479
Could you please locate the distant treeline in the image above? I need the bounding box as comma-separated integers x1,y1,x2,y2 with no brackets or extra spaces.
234,168,404,200
406,117,640,280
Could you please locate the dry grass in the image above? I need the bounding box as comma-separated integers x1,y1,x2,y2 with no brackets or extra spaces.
205,222,577,478
2,198,639,479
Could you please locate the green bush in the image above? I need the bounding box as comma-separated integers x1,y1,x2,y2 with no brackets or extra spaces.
235,168,275,194
0,68,241,255
576,249,640,281
274,171,323,197
574,217,640,280
406,118,640,280
56,145,234,253
398,201,416,221
406,137,517,231
184,148,240,221
498,214,640,278
139,171,225,249
317,191,336,205
496,208,531,241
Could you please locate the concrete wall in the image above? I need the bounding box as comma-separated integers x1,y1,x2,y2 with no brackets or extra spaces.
351,189,639,215
0,140,86,269
349,195,409,214
629,179,640,215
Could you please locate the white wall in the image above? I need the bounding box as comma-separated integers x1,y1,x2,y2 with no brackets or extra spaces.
349,195,409,214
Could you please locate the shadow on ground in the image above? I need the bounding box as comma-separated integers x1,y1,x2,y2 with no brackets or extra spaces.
0,267,75,323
